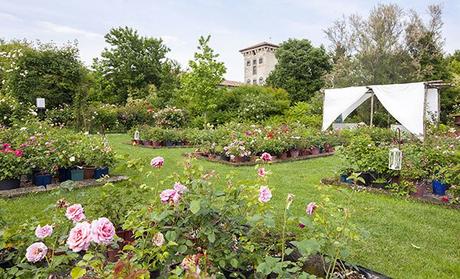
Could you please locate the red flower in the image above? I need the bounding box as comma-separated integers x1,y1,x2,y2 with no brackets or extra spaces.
14,150,23,157
441,196,449,203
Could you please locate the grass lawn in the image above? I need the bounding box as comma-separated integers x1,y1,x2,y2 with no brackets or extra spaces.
2,134,460,278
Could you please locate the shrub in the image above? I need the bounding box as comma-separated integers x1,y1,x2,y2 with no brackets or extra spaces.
153,106,187,128
45,104,75,127
88,103,119,133
117,98,152,129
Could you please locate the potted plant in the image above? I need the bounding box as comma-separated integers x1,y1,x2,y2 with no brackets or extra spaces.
0,144,26,190
224,140,251,163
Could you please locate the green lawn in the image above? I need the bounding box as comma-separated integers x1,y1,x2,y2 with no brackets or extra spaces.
2,134,460,278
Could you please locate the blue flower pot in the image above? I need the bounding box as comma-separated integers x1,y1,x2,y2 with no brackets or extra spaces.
340,174,353,184
70,169,84,181
33,173,52,187
94,167,109,179
58,168,71,182
432,180,448,195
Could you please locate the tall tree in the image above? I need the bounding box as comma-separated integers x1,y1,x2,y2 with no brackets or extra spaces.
0,41,85,109
92,27,170,104
266,39,331,102
178,35,226,124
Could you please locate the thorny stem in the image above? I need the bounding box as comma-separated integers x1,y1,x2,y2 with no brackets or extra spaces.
281,204,288,262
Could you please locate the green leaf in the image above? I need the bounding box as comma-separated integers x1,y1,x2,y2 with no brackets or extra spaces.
165,230,177,242
207,230,216,243
71,267,86,279
190,200,201,214
291,239,320,257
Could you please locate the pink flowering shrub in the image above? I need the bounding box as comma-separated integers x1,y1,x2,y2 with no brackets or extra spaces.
150,156,164,168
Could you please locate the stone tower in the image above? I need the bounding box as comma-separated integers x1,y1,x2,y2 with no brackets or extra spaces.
239,42,278,85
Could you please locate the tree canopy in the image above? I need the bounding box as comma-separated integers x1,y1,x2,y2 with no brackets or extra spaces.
266,39,331,103
92,26,171,104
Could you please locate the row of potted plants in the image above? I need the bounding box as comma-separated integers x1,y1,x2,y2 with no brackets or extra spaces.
337,129,459,201
0,121,115,190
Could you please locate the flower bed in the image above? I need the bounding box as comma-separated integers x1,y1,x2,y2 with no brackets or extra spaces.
337,128,460,204
0,154,388,278
0,121,115,190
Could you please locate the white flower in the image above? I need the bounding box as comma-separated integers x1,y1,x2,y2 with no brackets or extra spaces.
69,156,76,162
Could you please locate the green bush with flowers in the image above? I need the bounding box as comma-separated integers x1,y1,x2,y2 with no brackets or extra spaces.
0,153,364,278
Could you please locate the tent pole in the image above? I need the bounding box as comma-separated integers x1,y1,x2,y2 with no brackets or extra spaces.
370,92,374,127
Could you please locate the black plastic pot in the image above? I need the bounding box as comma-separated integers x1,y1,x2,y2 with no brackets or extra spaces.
58,168,71,182
0,179,20,190
33,173,52,187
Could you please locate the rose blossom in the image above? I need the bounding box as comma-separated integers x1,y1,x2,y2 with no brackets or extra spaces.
14,149,23,157
35,224,53,239
160,189,181,204
153,232,165,247
65,204,86,222
173,182,188,194
260,152,272,162
258,186,272,203
257,168,266,177
151,156,164,168
67,222,92,252
25,242,48,263
306,202,317,215
91,217,115,245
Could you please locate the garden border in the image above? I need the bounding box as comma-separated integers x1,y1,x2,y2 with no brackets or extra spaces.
189,152,335,167
321,177,460,210
0,175,128,198
124,142,193,149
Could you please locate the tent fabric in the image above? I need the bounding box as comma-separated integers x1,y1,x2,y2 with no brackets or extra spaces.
371,82,425,137
321,86,368,131
322,82,433,138
425,88,439,122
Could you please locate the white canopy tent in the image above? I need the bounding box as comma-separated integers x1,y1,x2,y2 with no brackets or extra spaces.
322,81,443,139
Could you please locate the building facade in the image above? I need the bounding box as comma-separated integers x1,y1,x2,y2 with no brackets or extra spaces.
239,42,278,85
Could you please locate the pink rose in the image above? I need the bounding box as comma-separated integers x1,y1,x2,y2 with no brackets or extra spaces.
160,189,181,204
258,186,272,203
65,204,86,222
153,232,165,247
26,242,48,263
14,149,23,157
67,221,92,252
306,202,317,215
257,168,266,177
35,224,53,239
260,152,272,162
174,182,188,194
151,156,164,168
91,217,115,245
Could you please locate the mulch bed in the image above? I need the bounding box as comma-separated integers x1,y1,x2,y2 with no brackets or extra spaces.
190,152,335,167
0,175,128,198
321,177,460,209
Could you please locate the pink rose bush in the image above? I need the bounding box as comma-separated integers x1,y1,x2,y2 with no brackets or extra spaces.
258,186,272,203
260,152,272,162
65,204,86,222
35,224,53,239
91,217,115,245
66,221,92,252
151,156,164,168
26,242,48,263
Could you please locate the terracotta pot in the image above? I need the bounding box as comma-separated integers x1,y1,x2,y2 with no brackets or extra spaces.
152,141,162,147
415,180,427,197
290,149,300,158
83,166,96,179
231,156,244,163
310,147,320,155
279,152,288,160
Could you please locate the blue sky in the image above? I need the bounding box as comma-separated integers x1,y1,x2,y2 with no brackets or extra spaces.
1,0,459,81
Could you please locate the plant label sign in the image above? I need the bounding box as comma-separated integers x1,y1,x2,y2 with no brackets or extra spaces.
36,98,46,108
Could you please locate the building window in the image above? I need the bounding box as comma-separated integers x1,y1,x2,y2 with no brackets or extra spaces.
246,60,250,66
253,66,257,75
259,77,264,84
246,79,251,84
253,79,257,84
259,58,263,64
253,59,256,65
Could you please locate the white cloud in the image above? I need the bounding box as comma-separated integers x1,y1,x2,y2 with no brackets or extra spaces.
0,11,22,22
37,21,102,39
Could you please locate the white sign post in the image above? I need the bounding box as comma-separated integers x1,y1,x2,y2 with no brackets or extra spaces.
36,98,46,109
